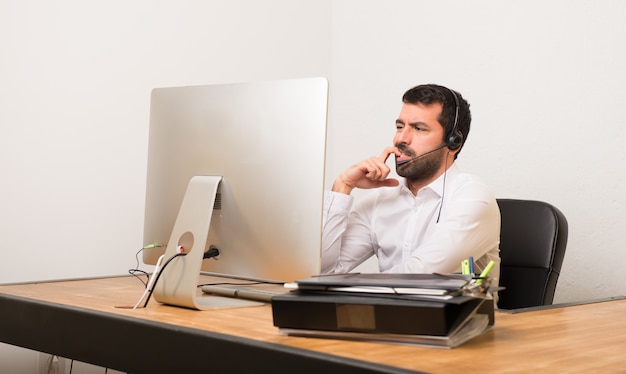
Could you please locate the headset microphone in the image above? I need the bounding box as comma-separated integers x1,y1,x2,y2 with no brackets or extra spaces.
396,144,447,167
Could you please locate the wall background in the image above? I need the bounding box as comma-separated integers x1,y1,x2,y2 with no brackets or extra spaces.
328,0,626,304
0,1,331,372
1,0,625,372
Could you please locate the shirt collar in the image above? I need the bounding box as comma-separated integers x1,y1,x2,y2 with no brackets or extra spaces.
400,163,459,198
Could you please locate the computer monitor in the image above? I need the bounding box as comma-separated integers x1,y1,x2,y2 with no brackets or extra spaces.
142,77,328,309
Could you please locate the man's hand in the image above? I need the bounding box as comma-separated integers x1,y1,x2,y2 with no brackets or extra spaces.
332,147,401,195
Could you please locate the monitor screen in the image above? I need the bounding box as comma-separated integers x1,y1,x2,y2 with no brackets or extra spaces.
142,78,328,308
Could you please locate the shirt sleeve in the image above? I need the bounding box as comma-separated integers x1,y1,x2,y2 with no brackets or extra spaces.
323,190,382,274
320,191,353,273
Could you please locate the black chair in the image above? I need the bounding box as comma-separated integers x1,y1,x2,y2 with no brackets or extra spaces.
496,199,568,310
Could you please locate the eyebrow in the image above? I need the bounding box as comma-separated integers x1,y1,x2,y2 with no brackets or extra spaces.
396,119,430,128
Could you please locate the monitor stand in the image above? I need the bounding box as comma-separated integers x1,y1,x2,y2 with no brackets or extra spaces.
153,175,262,310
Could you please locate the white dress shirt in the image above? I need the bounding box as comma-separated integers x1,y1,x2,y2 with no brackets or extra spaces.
321,163,501,280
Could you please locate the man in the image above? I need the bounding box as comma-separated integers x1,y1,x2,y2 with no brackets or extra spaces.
321,84,500,281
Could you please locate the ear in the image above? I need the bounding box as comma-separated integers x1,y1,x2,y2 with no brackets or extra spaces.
447,146,461,160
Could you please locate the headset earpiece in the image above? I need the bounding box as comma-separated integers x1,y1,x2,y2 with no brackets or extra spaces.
447,132,463,150
445,88,463,150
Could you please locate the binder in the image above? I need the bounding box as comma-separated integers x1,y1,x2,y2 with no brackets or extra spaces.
272,273,494,348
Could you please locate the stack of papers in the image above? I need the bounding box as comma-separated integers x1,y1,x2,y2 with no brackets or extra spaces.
285,273,470,300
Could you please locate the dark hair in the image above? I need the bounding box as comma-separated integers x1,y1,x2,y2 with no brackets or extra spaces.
402,84,471,158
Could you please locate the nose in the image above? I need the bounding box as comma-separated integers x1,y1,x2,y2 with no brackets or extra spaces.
394,126,412,146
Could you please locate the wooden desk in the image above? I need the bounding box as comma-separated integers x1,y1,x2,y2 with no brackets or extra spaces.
1,276,625,373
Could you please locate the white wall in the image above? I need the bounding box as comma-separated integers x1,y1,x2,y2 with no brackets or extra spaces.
328,0,626,303
1,0,331,284
0,0,330,371
2,0,626,371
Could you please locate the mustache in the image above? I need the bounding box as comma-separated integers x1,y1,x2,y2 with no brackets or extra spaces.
395,143,416,158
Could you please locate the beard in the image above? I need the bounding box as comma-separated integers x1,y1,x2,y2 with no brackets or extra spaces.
395,146,445,184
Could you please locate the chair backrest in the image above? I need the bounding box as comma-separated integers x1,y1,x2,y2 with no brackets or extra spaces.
496,199,568,310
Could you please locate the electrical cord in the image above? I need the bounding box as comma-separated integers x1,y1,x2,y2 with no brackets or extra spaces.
129,244,165,287
132,254,166,309
204,245,219,260
138,252,186,308
138,246,223,308
435,151,450,224
128,247,151,287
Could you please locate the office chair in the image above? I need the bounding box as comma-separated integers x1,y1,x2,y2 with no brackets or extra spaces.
496,199,568,310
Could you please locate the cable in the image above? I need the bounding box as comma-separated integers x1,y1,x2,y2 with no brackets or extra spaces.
141,252,187,308
132,246,230,308
132,254,166,309
435,151,450,224
203,245,220,260
128,248,150,287
128,244,163,287
132,245,186,309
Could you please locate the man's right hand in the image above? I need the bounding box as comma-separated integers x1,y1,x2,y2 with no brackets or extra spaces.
332,146,401,195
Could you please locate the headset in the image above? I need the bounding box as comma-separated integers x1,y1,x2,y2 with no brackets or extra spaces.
445,88,463,150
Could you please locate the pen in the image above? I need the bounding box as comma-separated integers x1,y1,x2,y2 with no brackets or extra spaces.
468,256,475,275
461,259,470,275
475,260,495,285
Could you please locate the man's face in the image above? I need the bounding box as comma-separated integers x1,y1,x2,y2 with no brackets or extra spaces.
393,102,448,182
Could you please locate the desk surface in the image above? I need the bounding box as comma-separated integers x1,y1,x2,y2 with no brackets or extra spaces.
1,275,625,373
